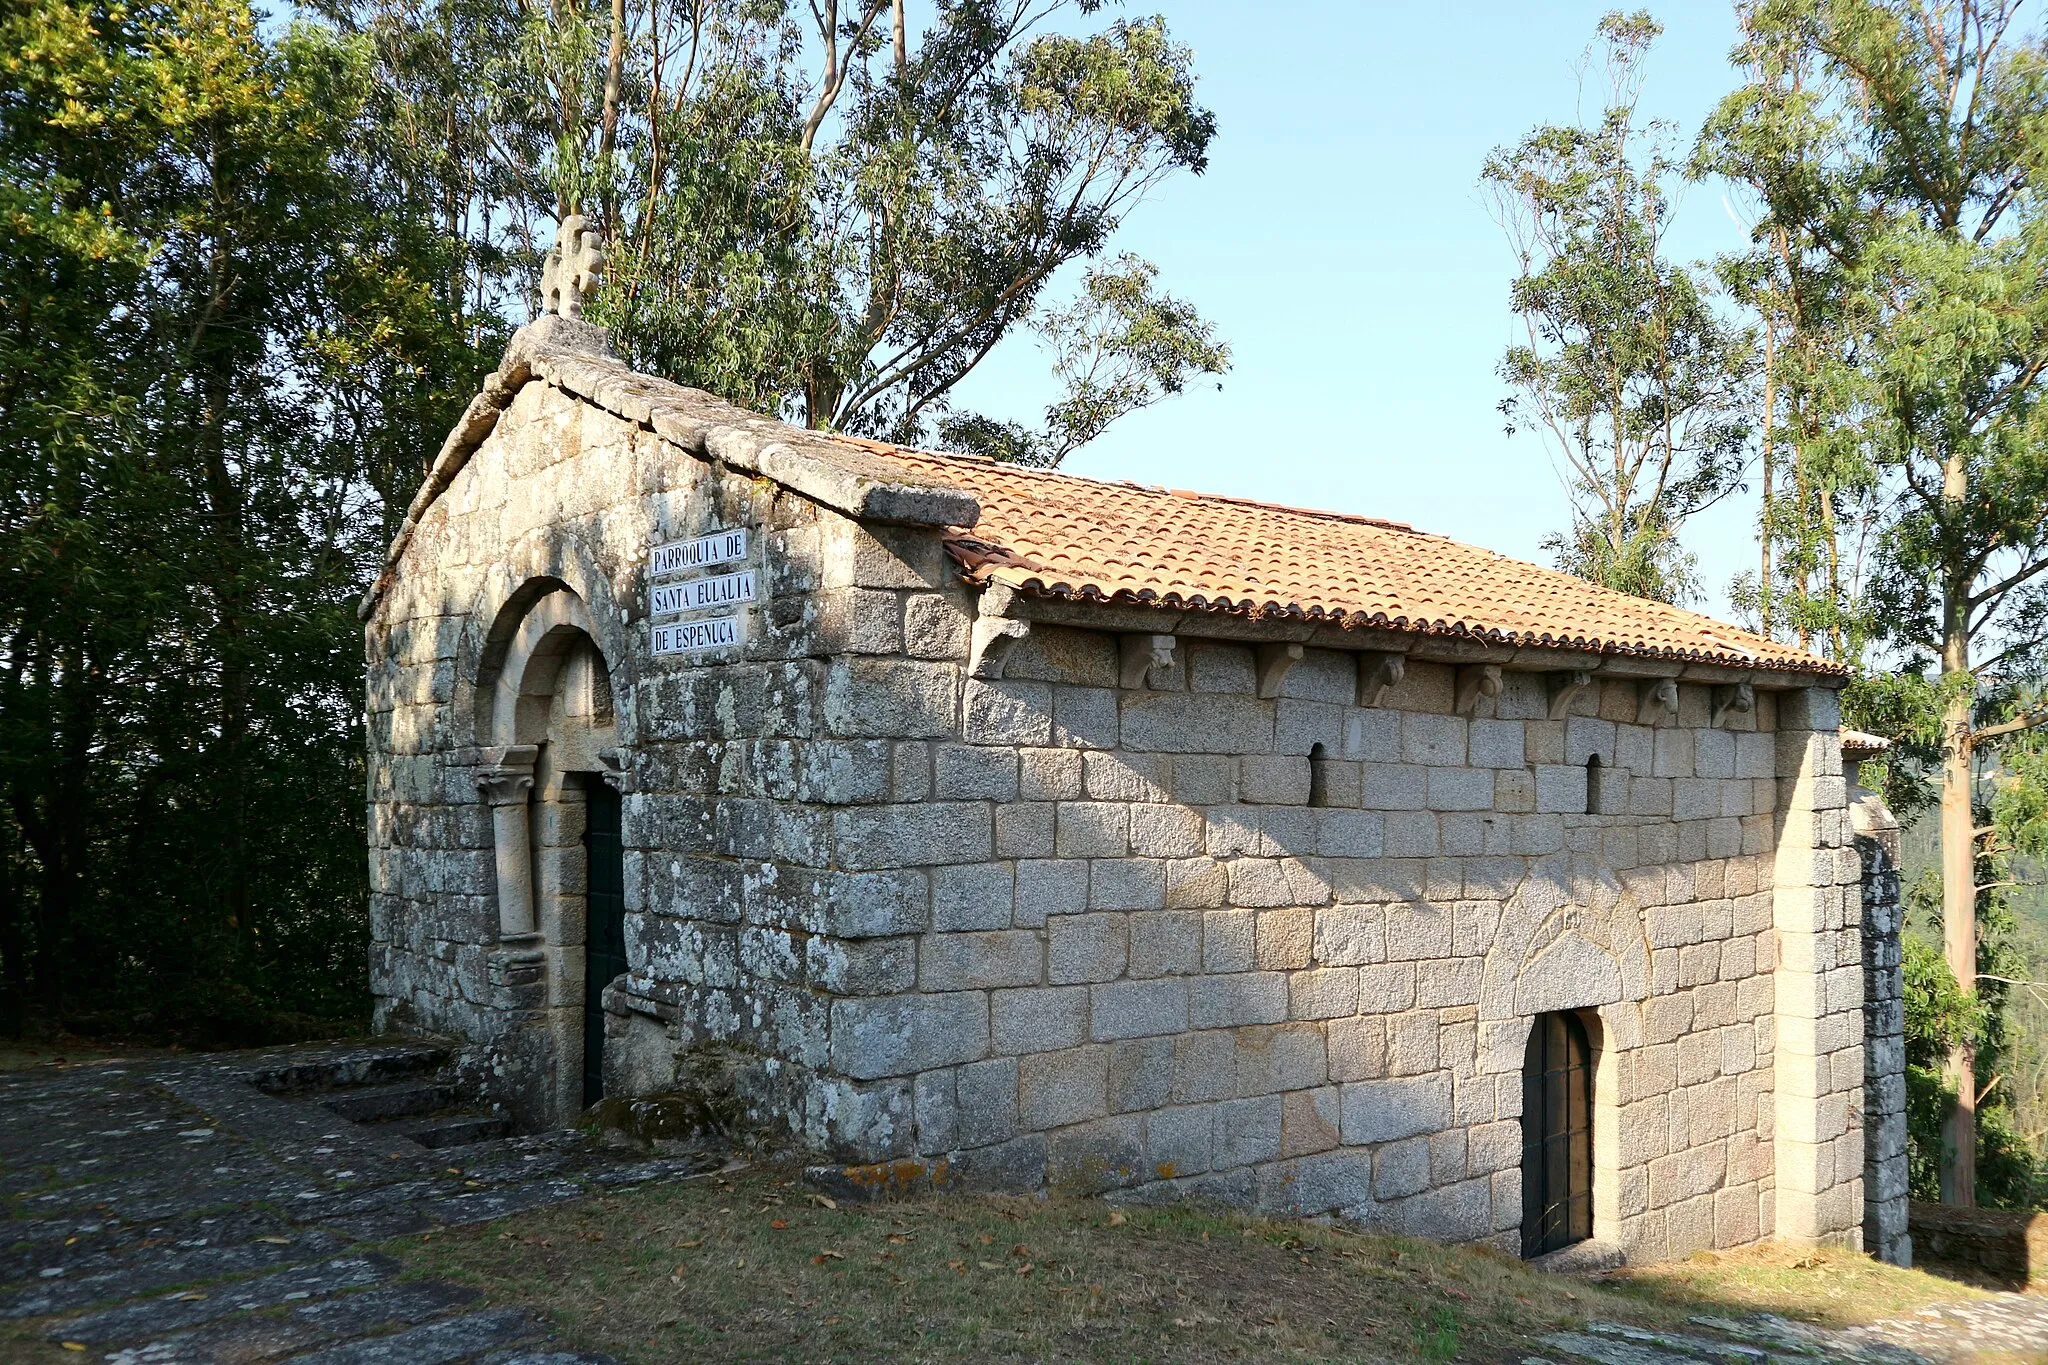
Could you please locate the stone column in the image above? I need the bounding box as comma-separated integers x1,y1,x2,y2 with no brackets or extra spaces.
1772,687,1866,1249
477,744,540,940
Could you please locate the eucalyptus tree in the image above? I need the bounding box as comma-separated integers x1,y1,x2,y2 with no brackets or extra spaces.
316,0,1228,464
1707,0,2048,1205
1484,10,1753,605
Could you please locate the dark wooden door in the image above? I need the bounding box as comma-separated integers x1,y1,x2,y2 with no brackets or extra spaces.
582,777,626,1111
1521,1011,1593,1258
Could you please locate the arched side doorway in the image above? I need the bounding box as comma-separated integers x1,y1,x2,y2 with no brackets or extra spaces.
472,582,623,1128
1521,1011,1594,1258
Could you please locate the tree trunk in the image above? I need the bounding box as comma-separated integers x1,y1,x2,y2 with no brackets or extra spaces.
1939,497,1978,1204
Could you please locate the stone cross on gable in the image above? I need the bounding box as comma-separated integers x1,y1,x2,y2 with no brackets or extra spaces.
540,214,606,320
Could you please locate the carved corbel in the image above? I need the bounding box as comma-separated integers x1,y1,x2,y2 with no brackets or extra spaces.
968,616,1031,680
1118,633,1176,690
596,747,634,793
1637,678,1680,726
1546,669,1593,720
1712,680,1755,728
1356,652,1405,707
1255,642,1305,700
1454,664,1503,715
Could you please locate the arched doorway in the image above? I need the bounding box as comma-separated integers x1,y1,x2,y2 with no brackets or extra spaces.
1521,1011,1593,1258
471,582,623,1127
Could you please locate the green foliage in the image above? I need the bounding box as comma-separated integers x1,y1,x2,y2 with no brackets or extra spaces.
1485,10,1753,605
325,0,1226,464
0,0,496,1039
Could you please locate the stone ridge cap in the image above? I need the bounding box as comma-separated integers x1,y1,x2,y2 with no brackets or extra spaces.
358,324,982,621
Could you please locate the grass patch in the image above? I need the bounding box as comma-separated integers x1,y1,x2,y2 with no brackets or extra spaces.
1604,1242,2000,1328
386,1162,1993,1363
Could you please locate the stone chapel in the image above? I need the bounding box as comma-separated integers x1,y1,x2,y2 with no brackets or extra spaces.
363,298,1910,1268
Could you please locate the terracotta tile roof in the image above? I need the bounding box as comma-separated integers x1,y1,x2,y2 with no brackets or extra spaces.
831,438,1842,676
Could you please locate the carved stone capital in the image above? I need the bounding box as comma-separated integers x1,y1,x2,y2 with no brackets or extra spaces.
968,615,1031,679
476,744,539,805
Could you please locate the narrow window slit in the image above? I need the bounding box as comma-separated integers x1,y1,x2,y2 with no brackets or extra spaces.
1307,742,1329,808
1584,753,1602,815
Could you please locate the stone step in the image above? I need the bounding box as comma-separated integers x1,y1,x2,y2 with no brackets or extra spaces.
245,1044,454,1096
388,1113,512,1150
322,1082,459,1125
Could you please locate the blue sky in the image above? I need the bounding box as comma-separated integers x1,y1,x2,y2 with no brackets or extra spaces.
950,0,1763,621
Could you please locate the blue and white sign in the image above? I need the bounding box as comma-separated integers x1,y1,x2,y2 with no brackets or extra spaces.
651,617,742,656
650,569,756,618
650,527,747,578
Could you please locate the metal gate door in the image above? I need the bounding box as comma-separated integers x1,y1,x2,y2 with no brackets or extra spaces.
581,777,626,1111
1521,1011,1592,1258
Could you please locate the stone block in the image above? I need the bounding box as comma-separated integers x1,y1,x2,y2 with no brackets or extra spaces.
931,862,1017,931
1340,1073,1451,1144
1172,754,1239,804
1016,859,1089,919
1315,809,1384,858
1281,1087,1342,1157
1167,858,1229,908
814,869,929,938
1083,750,1169,802
933,744,1019,801
1047,1115,1145,1193
1385,901,1452,961
1190,972,1289,1028
1019,1045,1110,1129
920,930,1042,991
1360,761,1428,811
1121,692,1274,754
1374,1136,1431,1199
807,935,917,995
1018,747,1083,800
823,658,958,738
1468,719,1526,769
1056,802,1129,858
1235,1022,1328,1095
1402,712,1467,766
992,985,1090,1054
956,1057,1020,1148
1129,910,1204,976
1109,1036,1175,1112
995,802,1056,861
1290,966,1359,1019
830,992,989,1079
1215,1095,1284,1168
1256,907,1314,970
1092,978,1191,1039
1241,754,1312,804
1427,765,1496,812
903,591,971,658
915,1068,957,1153
1203,908,1256,973
1383,811,1440,858
1147,1104,1215,1177
963,679,1053,746
1387,1012,1440,1075
1048,913,1127,984
1091,858,1168,911
833,803,992,870
1130,804,1205,858
1257,1149,1376,1216
1172,1030,1237,1103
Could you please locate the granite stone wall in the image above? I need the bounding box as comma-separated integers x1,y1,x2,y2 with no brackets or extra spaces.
368,373,1866,1261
